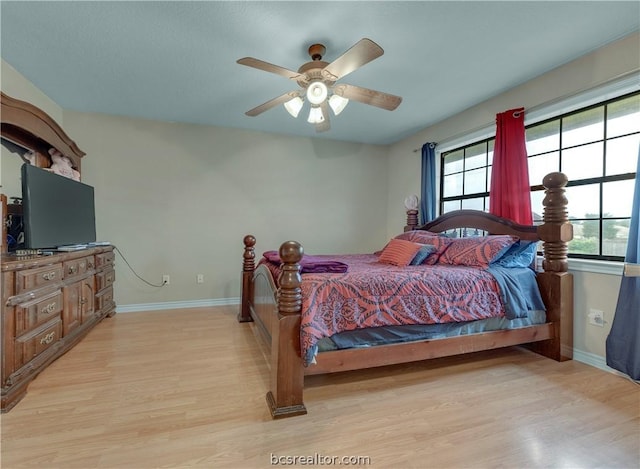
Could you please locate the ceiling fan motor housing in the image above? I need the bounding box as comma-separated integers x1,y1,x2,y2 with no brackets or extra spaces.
297,61,330,88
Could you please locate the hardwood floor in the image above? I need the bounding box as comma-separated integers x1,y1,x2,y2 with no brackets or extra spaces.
1,307,638,468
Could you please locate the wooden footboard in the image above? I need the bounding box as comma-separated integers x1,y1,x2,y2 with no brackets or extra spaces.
239,172,574,418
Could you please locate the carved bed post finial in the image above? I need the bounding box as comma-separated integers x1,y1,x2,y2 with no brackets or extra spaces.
277,241,303,314
405,209,419,232
242,235,256,272
238,235,256,322
404,194,419,232
538,172,573,273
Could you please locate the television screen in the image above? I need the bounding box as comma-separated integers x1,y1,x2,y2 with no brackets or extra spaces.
21,164,96,249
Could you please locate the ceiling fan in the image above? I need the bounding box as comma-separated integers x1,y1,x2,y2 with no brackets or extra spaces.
237,38,402,132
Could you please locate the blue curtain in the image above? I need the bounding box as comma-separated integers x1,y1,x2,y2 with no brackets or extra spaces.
606,145,640,380
420,142,437,224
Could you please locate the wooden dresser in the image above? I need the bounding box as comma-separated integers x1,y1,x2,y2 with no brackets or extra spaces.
1,92,115,411
1,247,116,411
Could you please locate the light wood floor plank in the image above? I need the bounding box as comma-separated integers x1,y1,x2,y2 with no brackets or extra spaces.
1,307,638,468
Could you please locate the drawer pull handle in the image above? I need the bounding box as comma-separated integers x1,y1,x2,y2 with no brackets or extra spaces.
107,276,113,283
40,332,55,345
68,265,77,274
42,271,56,281
88,262,94,268
41,302,57,314
80,297,87,305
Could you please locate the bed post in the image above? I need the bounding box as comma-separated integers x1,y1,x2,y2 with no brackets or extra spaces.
405,208,419,232
238,235,256,323
266,240,307,418
533,172,574,361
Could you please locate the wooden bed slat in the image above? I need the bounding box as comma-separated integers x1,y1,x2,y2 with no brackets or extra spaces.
306,323,554,375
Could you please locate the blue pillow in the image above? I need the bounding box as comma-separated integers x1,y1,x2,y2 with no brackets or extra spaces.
491,240,538,268
410,244,438,265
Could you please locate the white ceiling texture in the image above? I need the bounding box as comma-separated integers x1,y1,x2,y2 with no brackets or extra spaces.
1,1,639,145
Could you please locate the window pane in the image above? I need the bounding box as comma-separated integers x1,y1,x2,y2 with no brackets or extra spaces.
530,190,545,223
606,134,640,176
528,152,559,186
442,200,461,214
484,196,490,212
488,140,494,164
561,142,604,180
527,120,560,155
464,167,487,194
465,143,486,170
602,219,630,257
607,94,640,138
603,179,635,217
443,173,463,197
461,197,484,211
569,226,599,255
565,184,600,219
443,150,463,175
563,107,604,148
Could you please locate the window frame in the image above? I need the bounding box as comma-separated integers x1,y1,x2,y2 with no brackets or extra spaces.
438,90,639,262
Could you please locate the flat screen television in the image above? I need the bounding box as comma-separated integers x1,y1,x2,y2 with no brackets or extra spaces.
21,163,96,249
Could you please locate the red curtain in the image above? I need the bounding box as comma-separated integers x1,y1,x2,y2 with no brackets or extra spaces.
489,107,533,225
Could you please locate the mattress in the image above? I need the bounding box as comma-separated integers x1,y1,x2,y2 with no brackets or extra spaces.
261,253,545,365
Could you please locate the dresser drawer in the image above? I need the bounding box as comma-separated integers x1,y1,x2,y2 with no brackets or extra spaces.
15,289,63,336
96,285,114,313
96,268,115,291
63,256,92,280
95,251,115,268
15,264,63,294
14,319,62,370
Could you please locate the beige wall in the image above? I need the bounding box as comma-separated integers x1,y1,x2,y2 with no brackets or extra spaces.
387,32,640,361
62,112,389,306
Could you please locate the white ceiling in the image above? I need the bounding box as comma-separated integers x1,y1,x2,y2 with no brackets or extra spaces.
1,1,638,145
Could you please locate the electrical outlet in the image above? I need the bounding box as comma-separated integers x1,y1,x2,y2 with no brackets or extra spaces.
588,309,604,327
196,274,204,284
162,274,170,285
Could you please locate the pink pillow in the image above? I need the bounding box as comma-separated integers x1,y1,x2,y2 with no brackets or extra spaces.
394,231,451,265
378,239,423,266
438,235,518,267
394,231,439,243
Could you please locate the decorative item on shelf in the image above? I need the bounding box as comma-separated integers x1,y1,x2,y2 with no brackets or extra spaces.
22,150,36,165
45,148,80,181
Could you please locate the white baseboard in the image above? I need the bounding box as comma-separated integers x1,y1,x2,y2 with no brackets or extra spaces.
572,348,630,378
116,297,240,313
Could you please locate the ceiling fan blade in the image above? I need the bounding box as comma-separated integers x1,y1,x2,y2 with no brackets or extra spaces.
237,57,302,80
245,91,300,117
334,83,402,111
315,102,331,132
321,38,384,81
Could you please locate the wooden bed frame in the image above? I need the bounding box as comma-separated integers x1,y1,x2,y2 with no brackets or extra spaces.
238,172,574,418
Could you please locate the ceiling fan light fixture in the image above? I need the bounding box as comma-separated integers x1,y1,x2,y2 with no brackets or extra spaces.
306,81,328,105
284,96,304,118
329,94,349,116
307,106,325,124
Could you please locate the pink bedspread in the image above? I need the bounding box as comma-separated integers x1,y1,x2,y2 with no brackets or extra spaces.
261,253,506,365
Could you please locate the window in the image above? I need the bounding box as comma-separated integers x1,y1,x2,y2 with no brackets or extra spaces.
440,91,639,261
